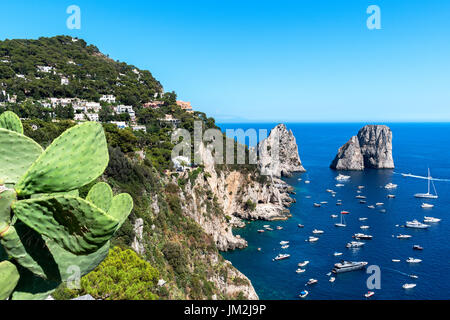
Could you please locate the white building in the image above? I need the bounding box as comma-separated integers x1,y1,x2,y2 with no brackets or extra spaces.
61,77,69,85
109,121,128,129
84,101,101,112
115,105,136,120
37,66,54,73
74,114,85,121
100,95,116,104
131,125,147,133
86,113,99,122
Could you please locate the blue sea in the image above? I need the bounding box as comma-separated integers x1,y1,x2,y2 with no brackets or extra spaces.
219,123,450,300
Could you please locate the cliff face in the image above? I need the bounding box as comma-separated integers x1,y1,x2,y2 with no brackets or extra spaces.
257,124,306,177
331,125,394,170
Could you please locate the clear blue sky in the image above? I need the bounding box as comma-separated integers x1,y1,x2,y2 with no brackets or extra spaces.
1,0,449,122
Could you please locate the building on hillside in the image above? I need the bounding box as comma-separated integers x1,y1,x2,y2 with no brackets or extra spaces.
158,114,181,127
84,101,101,112
109,121,128,129
74,114,85,121
143,101,164,109
86,113,99,122
100,94,116,104
61,77,70,85
37,66,54,73
176,100,194,113
131,125,147,133
115,105,136,121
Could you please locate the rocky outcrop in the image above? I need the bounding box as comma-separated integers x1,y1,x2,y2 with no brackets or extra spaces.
257,124,306,177
331,125,394,170
131,218,145,255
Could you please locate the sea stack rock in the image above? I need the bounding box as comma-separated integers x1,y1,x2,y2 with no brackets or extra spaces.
331,125,394,170
258,124,306,177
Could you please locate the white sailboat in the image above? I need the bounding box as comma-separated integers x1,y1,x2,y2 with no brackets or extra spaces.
335,212,348,227
402,168,443,199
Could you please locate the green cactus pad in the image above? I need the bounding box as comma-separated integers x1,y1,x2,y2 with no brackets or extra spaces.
0,189,16,225
10,266,59,300
12,195,119,255
0,128,43,184
86,182,113,212
15,122,109,196
30,189,79,199
0,260,20,300
0,111,23,134
108,193,134,231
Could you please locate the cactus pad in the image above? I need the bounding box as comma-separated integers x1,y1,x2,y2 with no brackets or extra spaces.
12,195,119,255
86,182,113,212
108,193,134,231
0,260,20,300
0,111,23,134
0,128,43,184
15,122,109,196
0,189,16,225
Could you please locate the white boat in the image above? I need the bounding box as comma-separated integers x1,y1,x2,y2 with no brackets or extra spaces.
312,229,324,234
276,226,283,230
346,241,365,248
329,277,336,283
305,180,311,184
335,174,350,181
365,291,375,298
360,225,370,230
281,245,289,249
358,186,365,189
424,216,441,223
387,194,396,198
406,257,422,263
421,203,434,209
331,215,338,218
263,225,271,228
356,195,367,199
298,261,310,267
257,230,265,233
376,202,384,206
273,254,290,261
392,259,401,262
385,183,398,189
397,234,412,239
326,189,334,193
335,212,348,227
298,224,305,228
405,220,430,229
403,283,417,289
333,252,343,256
296,268,306,273
359,217,368,221
313,203,321,208
336,202,343,206
299,290,309,298
353,233,373,240
306,279,318,285
335,184,345,187
368,205,375,209
308,236,319,242
410,169,439,199
280,241,290,245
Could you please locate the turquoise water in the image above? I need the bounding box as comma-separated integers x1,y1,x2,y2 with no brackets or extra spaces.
220,123,450,300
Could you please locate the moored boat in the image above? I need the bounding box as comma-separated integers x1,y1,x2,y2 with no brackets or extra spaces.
299,290,309,298
273,254,290,261
353,233,373,240
403,283,417,289
406,257,422,263
296,268,306,273
397,234,412,239
421,203,434,209
424,216,441,223
312,229,324,234
405,220,430,229
365,291,375,298
413,245,423,250
306,279,318,285
346,241,365,248
332,261,368,273
298,261,310,267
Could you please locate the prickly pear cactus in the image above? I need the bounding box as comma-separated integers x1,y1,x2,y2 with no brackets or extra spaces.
0,112,133,300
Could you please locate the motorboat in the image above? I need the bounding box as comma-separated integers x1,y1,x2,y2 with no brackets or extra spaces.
365,291,375,298
335,174,351,181
353,233,373,240
266,227,274,231
333,252,343,256
332,261,368,273
358,186,365,189
329,277,336,283
305,180,311,184
424,216,441,223
406,257,422,263
280,241,290,245
326,189,334,193
413,245,423,250
385,183,398,189
276,226,283,230
421,203,434,209
336,202,343,206
346,241,365,248
392,259,401,262
320,201,328,204
298,261,310,267
380,209,387,213
368,205,375,209
273,254,290,261
331,215,338,218
387,194,396,198
359,217,368,221
306,279,318,285
299,290,309,298
312,229,324,234
356,195,367,199
281,245,289,249
308,236,319,242
405,220,430,229
376,202,384,206
296,268,306,273
257,230,265,233
298,224,305,228
360,226,370,230
403,283,417,289
313,203,321,208
263,225,271,228
397,234,412,239
360,200,367,204
409,274,419,279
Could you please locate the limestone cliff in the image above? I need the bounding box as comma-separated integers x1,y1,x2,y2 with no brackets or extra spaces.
331,125,394,170
257,124,306,177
